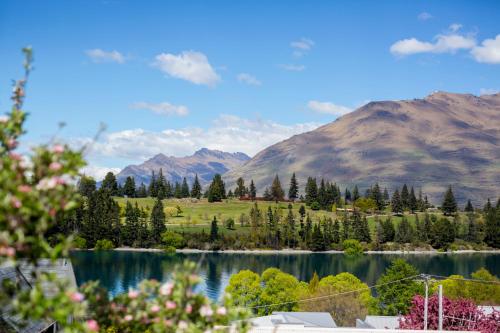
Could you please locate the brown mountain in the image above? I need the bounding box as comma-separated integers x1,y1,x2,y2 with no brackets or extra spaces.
117,148,250,186
224,92,500,204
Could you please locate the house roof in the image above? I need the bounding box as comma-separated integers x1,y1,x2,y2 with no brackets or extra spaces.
356,315,400,329
251,312,337,328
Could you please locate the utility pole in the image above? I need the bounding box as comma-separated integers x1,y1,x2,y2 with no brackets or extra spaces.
438,284,443,331
423,274,429,330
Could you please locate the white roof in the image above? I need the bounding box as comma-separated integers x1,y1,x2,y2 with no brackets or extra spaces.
356,316,400,330
251,312,337,328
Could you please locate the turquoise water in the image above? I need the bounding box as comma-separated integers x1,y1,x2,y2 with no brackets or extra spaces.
70,251,500,301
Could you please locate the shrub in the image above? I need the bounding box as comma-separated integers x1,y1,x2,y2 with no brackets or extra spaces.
343,239,363,255
73,236,87,249
161,231,186,249
310,201,321,210
225,217,235,230
95,239,115,250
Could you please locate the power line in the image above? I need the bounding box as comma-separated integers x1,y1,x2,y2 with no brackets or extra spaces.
246,274,422,310
429,274,500,285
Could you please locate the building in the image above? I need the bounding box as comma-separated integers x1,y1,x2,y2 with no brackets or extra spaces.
356,316,400,329
250,312,337,329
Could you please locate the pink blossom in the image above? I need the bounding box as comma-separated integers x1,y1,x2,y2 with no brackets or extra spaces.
9,153,22,161
124,314,133,322
0,115,8,123
11,197,21,209
7,139,17,149
160,282,173,295
69,291,84,302
52,145,65,153
49,162,62,171
165,301,177,309
128,289,139,299
36,177,58,190
150,304,160,313
86,319,99,332
200,305,213,317
0,246,16,257
178,321,188,329
185,304,192,314
18,185,32,193
164,319,173,327
216,306,227,315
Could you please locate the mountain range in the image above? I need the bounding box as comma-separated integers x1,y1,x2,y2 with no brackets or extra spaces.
116,148,250,186
224,92,500,204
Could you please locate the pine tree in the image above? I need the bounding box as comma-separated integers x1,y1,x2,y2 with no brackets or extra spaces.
332,219,340,244
345,188,352,203
210,216,219,242
360,216,371,242
123,201,139,246
174,182,182,198
123,176,136,198
311,223,325,251
415,214,426,242
466,214,479,243
371,183,384,211
391,189,403,215
78,175,96,197
381,217,395,243
305,177,318,205
235,177,246,198
136,182,147,198
401,184,409,211
341,213,350,241
305,214,313,246
101,172,118,195
464,199,474,212
352,185,360,202
484,200,500,248
409,187,417,213
298,205,306,222
288,173,299,201
285,205,297,248
148,171,157,197
383,187,390,204
270,175,285,202
150,198,166,244
395,217,414,243
207,174,226,202
156,169,167,200
191,174,202,199
442,186,457,216
249,180,256,201
181,177,190,198
263,187,272,201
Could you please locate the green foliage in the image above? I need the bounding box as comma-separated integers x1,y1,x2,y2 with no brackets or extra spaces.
343,239,363,255
431,217,455,249
95,239,115,250
310,201,320,210
288,173,298,200
391,189,403,215
225,270,262,308
191,174,202,199
270,174,285,202
73,236,87,249
210,216,219,241
102,172,119,196
395,217,414,243
484,201,500,248
161,231,186,249
150,198,166,244
123,176,136,198
207,174,226,202
442,186,457,215
354,197,377,213
376,259,423,315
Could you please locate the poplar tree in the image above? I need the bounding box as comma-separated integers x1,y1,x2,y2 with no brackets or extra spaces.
123,201,139,246
191,174,202,199
288,173,299,201
235,177,246,198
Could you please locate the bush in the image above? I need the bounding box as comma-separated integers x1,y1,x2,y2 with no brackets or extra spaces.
343,239,363,256
161,231,186,249
225,217,235,230
310,201,321,210
95,239,115,250
73,236,87,249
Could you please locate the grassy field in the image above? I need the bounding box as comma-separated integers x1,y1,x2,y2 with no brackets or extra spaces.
114,197,451,235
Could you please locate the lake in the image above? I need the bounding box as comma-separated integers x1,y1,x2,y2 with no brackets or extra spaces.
70,251,500,301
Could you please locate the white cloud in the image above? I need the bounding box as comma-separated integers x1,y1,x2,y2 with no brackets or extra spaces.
418,12,433,21
449,23,462,33
279,64,306,71
237,73,262,86
479,88,499,95
290,37,314,57
86,49,125,63
390,32,475,56
307,100,353,116
153,51,220,87
130,101,189,116
74,115,320,165
81,165,121,180
471,35,500,64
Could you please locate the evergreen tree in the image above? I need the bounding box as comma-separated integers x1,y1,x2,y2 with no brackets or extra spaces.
371,183,384,211
101,172,118,195
249,180,257,200
381,217,395,243
150,198,166,244
464,199,474,212
442,186,457,216
305,214,313,246
174,182,182,199
383,187,390,204
360,216,371,242
284,205,297,247
431,217,455,249
391,189,403,215
409,187,417,213
352,185,360,202
401,184,409,210
345,188,352,203
78,175,96,197
311,223,325,251
191,174,202,199
235,177,246,198
423,213,432,240
210,216,219,241
123,176,136,198
332,219,340,244
305,177,318,205
156,169,167,200
341,213,350,241
466,214,479,243
415,214,426,242
81,189,120,247
136,182,147,198
270,175,285,202
227,189,234,198
148,171,157,197
395,217,414,243
263,187,272,201
123,201,139,246
484,200,500,248
298,205,306,222
207,174,226,202
288,173,299,201
181,177,190,198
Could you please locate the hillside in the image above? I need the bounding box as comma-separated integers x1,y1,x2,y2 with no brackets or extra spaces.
224,92,500,204
117,148,250,186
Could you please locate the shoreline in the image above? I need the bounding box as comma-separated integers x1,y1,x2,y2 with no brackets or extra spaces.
79,247,500,254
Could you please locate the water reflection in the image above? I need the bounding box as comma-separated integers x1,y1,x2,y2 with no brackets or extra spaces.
70,251,500,301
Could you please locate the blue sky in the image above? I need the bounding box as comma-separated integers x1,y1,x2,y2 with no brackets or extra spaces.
1,0,499,178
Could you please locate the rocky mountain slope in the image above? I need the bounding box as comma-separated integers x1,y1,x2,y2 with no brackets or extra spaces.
117,148,250,186
224,92,500,204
